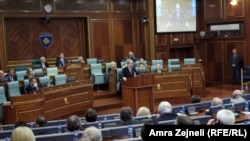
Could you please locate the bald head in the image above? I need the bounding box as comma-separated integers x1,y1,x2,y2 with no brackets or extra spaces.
211,97,223,106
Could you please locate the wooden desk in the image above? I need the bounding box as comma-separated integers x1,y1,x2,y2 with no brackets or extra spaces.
3,80,93,124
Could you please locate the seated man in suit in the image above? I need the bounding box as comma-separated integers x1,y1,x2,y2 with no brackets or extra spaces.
55,53,68,67
153,64,163,73
40,56,49,69
205,97,223,115
137,63,147,75
0,70,4,78
5,69,17,82
34,116,47,128
66,115,82,132
230,89,246,104
117,107,140,126
85,108,97,122
122,59,138,81
26,77,39,94
154,101,177,123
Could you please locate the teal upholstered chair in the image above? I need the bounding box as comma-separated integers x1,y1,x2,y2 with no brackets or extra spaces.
151,66,157,73
90,64,105,86
23,79,29,94
16,70,27,80
0,86,7,120
168,64,181,72
135,60,147,67
120,61,127,68
38,76,51,87
33,68,43,74
167,59,180,65
151,60,163,66
184,58,195,64
87,58,97,64
7,81,21,99
54,74,67,85
46,67,58,76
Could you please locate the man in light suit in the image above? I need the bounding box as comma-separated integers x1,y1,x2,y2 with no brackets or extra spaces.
229,48,241,85
122,59,138,81
56,53,68,67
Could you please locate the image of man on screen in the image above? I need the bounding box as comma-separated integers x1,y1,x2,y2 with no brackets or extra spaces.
166,3,188,28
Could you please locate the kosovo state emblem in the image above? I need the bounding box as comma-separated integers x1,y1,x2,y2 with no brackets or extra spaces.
39,33,53,48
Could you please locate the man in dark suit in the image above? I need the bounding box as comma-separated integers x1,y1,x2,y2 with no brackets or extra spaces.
5,69,17,82
56,53,68,67
153,64,163,73
154,101,177,123
167,3,188,27
117,107,140,126
122,59,138,81
229,48,241,85
26,77,39,94
40,56,49,69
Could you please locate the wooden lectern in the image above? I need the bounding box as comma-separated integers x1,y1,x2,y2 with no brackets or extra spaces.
122,73,155,114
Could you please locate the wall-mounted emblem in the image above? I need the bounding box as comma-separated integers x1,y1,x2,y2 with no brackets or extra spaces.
39,33,53,49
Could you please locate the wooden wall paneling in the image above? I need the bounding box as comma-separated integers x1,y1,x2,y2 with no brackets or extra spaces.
113,19,133,63
111,0,132,13
5,19,31,61
61,19,82,58
91,19,110,62
224,0,245,18
0,0,41,12
170,33,181,45
137,20,146,60
169,47,194,61
225,41,245,83
182,33,194,44
204,0,223,21
0,16,5,70
206,42,224,85
54,0,108,12
155,34,168,61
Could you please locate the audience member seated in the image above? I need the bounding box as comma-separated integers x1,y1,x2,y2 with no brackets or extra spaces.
85,108,97,122
66,115,82,132
14,121,28,128
24,67,35,80
108,61,117,73
136,106,150,117
56,52,68,67
154,101,177,123
122,59,138,82
117,107,140,126
175,115,194,125
10,126,35,141
126,51,136,63
35,116,47,128
40,56,49,69
138,58,147,67
230,89,246,103
5,69,17,82
141,120,158,141
26,77,39,94
80,126,102,141
207,109,235,125
78,56,85,64
0,70,4,78
153,64,163,73
191,95,201,103
137,64,147,75
205,97,223,115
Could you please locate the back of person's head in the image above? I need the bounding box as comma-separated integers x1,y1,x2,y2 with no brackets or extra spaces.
66,115,81,132
136,106,150,117
211,97,223,106
158,101,172,115
176,115,194,125
35,116,47,128
85,108,97,122
232,89,243,98
191,95,201,103
81,126,102,141
216,109,235,125
120,107,133,121
141,120,159,141
10,126,35,141
14,121,27,128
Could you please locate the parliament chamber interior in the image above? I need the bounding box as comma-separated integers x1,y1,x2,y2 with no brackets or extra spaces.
0,0,250,141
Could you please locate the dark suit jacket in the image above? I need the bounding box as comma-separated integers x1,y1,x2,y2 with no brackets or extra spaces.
116,119,140,126
40,62,49,69
5,74,17,82
122,67,138,78
56,57,67,67
154,113,177,123
229,54,241,69
26,84,39,94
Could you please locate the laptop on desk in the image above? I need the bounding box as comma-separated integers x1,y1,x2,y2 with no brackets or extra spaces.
187,106,198,115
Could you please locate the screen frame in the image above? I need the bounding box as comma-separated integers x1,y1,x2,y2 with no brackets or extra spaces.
154,0,198,34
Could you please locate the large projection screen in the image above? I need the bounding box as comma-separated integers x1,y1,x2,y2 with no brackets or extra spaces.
155,0,197,33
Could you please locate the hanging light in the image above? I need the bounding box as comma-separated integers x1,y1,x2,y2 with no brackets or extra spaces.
230,0,237,6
